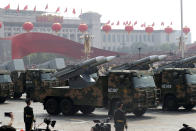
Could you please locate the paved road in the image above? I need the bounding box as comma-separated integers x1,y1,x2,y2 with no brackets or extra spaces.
1,99,196,131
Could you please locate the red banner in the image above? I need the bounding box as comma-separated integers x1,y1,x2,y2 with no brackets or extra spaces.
11,32,122,59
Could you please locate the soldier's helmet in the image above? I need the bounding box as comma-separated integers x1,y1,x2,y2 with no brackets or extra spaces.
25,98,31,105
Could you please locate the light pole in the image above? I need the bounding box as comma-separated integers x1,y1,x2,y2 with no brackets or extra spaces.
138,47,141,59
180,0,184,58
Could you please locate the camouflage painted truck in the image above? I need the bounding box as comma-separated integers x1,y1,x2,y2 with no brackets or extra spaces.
0,59,26,99
153,55,196,110
26,56,158,116
10,70,26,98
109,55,167,113
29,69,158,116
0,70,13,103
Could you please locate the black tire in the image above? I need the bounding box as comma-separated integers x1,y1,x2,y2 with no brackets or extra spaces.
80,105,95,115
133,108,146,117
60,99,73,115
70,106,79,115
164,96,178,111
0,97,6,103
45,98,60,115
13,93,22,99
183,104,195,111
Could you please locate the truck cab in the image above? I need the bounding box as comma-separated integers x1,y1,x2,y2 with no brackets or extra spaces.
107,70,159,116
0,70,13,103
154,68,196,110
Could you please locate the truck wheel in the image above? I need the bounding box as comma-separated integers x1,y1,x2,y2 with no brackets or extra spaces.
0,97,6,103
133,108,146,117
164,96,178,111
60,99,73,115
45,98,60,115
13,93,22,99
70,106,79,115
80,106,95,115
183,104,195,111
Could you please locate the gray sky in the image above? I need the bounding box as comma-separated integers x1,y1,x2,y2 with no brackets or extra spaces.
3,0,196,42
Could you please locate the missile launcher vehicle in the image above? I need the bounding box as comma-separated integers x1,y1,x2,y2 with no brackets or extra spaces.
153,55,196,110
0,70,13,103
26,56,158,116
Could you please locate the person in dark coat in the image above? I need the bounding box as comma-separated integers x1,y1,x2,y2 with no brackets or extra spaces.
114,102,127,131
24,99,34,131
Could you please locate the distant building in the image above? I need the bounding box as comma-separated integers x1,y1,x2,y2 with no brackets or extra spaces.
101,29,191,51
0,8,191,62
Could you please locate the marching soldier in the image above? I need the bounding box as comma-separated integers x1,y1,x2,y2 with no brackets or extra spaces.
24,99,34,131
114,102,127,131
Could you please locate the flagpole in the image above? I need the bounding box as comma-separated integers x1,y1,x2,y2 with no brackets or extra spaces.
180,0,184,58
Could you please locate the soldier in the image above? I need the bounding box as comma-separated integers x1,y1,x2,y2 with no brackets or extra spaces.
24,99,34,131
114,102,127,131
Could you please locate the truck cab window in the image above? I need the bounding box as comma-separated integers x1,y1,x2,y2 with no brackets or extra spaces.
0,74,12,83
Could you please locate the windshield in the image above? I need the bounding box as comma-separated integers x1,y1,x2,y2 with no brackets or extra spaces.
133,76,155,88
186,74,196,85
0,74,12,83
41,73,56,81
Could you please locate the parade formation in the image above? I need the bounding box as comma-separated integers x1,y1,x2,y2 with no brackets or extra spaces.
1,54,196,130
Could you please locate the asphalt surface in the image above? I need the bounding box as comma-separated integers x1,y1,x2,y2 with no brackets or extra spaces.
1,98,196,131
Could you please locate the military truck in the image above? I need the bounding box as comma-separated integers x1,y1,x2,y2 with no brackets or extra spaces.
106,70,158,116
26,69,158,116
0,70,13,103
154,68,196,110
0,59,26,99
10,69,56,99
153,55,196,110
25,56,158,117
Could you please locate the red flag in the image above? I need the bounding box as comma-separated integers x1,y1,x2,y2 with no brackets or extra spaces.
128,21,131,25
64,8,67,13
126,21,128,25
116,21,120,26
152,22,155,27
161,22,164,26
56,7,60,13
72,8,76,14
24,5,28,11
111,22,114,26
106,20,110,24
134,21,137,25
45,4,48,10
4,4,10,10
34,6,36,12
170,21,173,25
16,4,19,13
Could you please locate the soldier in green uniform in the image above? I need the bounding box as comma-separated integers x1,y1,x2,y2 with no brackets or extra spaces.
114,103,127,131
24,99,34,131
